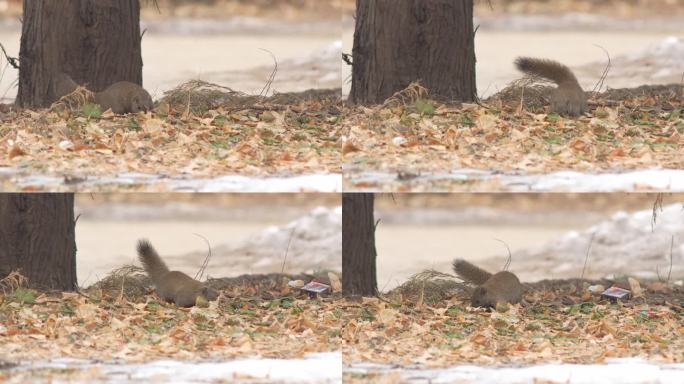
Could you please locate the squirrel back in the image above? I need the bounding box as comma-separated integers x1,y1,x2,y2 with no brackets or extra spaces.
453,259,524,308
514,57,587,117
137,239,218,307
95,81,154,114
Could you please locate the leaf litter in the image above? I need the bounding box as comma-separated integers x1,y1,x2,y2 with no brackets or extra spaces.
342,82,684,190
0,269,342,367
0,81,342,191
342,271,684,369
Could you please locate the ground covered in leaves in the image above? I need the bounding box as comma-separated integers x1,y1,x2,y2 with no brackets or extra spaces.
0,271,342,364
342,276,684,369
342,84,684,191
0,85,341,191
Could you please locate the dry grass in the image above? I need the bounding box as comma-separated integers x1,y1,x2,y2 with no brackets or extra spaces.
86,265,151,301
0,271,28,295
387,269,469,305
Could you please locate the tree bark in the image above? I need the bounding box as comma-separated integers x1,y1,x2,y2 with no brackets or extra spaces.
0,194,77,291
350,0,476,104
17,0,143,107
342,193,378,296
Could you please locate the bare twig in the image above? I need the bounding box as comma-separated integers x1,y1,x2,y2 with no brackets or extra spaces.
580,232,595,279
591,45,611,94
668,235,674,282
494,238,512,271
0,42,19,69
652,193,664,232
192,233,212,281
280,226,297,274
0,270,27,294
258,48,278,98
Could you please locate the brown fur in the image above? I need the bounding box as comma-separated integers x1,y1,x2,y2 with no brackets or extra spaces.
514,57,587,117
50,72,78,103
95,81,154,114
49,73,153,114
453,259,524,308
137,239,218,308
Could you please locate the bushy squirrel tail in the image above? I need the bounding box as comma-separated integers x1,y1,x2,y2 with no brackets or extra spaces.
514,57,580,85
452,259,493,285
137,239,170,284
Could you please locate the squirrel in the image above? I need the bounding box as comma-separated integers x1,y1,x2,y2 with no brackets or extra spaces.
49,72,79,103
452,259,524,308
50,72,153,114
514,57,587,117
94,81,154,114
137,239,218,308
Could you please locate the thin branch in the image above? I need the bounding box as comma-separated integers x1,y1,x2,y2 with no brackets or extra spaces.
652,193,663,232
0,42,19,69
280,226,297,274
591,44,611,94
494,238,512,271
258,48,278,98
192,233,212,281
668,235,674,283
580,232,595,280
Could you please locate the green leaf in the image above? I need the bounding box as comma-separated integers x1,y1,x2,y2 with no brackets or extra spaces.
81,103,103,119
415,98,435,116
12,287,35,304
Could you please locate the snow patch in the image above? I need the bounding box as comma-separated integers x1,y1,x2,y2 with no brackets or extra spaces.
202,205,342,274
11,352,341,383
348,358,684,384
512,203,684,281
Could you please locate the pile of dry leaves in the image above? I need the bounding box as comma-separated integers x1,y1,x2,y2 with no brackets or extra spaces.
0,272,342,363
0,85,341,191
342,276,684,367
342,84,684,188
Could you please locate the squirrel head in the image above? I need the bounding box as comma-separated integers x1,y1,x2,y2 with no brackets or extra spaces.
201,286,219,301
470,286,496,308
131,93,154,113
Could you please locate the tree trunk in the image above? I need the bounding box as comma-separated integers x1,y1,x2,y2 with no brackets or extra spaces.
17,0,143,107
342,193,378,296
0,194,77,291
350,0,476,104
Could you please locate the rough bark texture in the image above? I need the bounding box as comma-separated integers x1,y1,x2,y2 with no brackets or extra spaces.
342,193,378,297
350,0,476,104
0,194,77,291
17,0,143,107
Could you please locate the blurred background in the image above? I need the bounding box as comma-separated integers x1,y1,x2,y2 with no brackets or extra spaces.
74,193,341,287
0,0,341,103
374,193,684,290
342,0,684,98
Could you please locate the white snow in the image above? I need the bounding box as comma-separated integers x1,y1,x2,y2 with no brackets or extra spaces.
345,169,684,192
2,170,341,192
348,359,684,384
9,352,341,383
207,205,342,274
510,203,684,281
